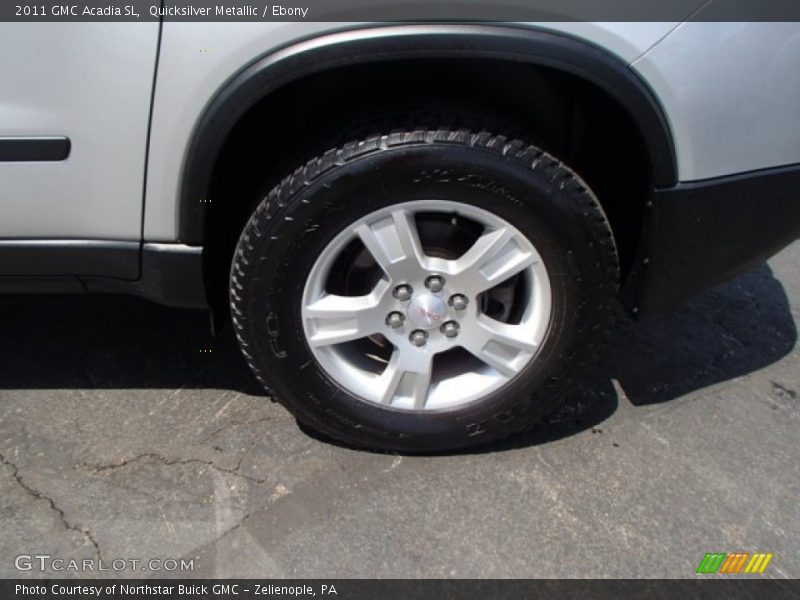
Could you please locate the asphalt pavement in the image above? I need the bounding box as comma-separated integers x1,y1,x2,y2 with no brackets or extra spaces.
1,242,798,579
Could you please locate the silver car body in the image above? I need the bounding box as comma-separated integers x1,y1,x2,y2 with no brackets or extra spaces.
1,21,799,241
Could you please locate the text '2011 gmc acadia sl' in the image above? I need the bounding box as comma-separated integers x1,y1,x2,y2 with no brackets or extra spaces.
1,17,799,451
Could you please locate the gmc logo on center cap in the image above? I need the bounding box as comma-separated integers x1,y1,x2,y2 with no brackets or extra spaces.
414,306,442,321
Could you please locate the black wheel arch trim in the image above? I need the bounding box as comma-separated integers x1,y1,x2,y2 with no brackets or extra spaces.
177,23,678,245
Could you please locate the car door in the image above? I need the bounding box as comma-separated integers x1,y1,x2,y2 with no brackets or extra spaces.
0,22,160,280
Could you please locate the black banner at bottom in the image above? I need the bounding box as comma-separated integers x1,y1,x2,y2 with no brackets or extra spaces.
3,579,799,600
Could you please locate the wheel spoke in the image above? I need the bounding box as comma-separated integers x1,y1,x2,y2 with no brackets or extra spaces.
355,209,425,279
460,316,537,378
453,227,536,294
304,290,384,347
377,350,434,409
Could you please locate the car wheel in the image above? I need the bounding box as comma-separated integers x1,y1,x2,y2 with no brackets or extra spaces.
230,128,619,452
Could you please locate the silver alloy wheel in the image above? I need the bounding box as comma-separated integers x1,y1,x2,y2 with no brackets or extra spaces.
301,200,552,411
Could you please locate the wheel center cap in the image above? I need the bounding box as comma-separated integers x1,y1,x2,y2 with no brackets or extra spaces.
407,294,447,330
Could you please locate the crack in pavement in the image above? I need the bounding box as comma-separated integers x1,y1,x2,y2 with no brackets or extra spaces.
0,449,103,562
772,380,798,400
76,452,270,485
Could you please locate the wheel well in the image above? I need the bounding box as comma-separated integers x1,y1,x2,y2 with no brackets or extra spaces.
203,58,654,312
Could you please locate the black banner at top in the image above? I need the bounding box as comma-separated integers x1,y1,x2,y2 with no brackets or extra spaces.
3,0,800,22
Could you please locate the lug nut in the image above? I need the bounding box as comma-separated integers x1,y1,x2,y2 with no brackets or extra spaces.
386,312,405,329
441,321,460,338
449,294,469,311
409,330,428,347
425,275,445,293
393,284,413,301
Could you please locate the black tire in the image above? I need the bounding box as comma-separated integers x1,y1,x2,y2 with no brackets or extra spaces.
230,128,619,452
